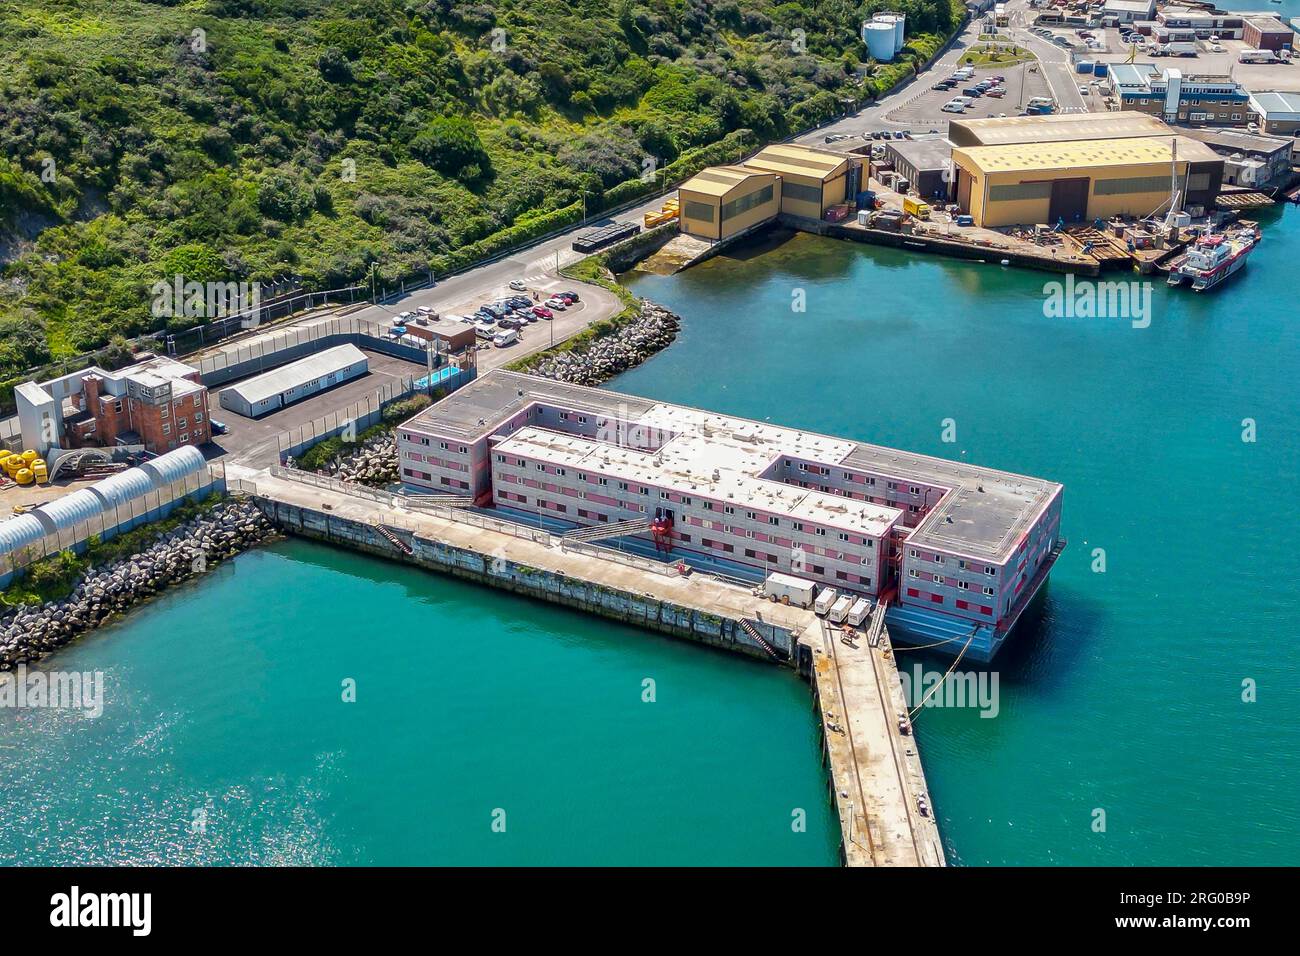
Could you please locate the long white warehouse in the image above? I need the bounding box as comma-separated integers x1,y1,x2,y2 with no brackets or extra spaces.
219,344,369,418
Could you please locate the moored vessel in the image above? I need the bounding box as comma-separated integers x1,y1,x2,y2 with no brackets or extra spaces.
1166,223,1259,291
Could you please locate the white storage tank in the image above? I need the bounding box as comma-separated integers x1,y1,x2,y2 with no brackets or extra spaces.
892,13,906,54
140,445,207,489
87,466,156,510
31,489,105,536
864,20,897,61
0,513,48,556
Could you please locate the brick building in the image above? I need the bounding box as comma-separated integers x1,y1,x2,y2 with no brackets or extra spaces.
17,355,211,456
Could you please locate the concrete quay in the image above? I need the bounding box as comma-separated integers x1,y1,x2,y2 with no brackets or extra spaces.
234,467,945,866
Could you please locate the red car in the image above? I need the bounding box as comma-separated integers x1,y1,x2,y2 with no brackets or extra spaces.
531,305,553,319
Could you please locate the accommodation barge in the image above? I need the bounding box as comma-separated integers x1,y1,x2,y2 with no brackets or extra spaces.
396,372,1065,662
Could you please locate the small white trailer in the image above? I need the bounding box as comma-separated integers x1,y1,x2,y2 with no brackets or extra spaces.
828,595,854,624
847,598,873,627
814,587,839,616
763,572,817,608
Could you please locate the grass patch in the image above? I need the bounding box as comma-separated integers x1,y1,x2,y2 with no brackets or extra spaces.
294,393,432,471
959,44,1034,67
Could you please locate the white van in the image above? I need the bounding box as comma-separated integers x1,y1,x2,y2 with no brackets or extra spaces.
814,587,839,617
493,328,519,348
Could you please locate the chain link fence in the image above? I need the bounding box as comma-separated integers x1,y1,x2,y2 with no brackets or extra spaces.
1,465,224,585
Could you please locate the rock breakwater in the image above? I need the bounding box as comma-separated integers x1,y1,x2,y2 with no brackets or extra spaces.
0,499,276,670
528,301,680,386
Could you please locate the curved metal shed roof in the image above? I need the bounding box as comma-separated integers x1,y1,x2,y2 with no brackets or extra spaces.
31,489,105,536
88,466,157,509
140,445,207,489
0,513,48,556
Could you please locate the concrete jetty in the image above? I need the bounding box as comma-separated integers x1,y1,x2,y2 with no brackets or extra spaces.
233,466,946,866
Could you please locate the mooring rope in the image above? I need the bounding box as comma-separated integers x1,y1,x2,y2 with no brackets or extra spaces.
907,629,976,720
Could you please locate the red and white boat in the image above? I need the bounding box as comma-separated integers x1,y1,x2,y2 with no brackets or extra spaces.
1166,223,1260,292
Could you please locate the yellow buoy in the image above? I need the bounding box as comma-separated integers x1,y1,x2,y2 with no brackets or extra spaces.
16,468,34,485
20,450,37,464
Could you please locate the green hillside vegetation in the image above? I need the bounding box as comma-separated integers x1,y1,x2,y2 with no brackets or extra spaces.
0,0,962,392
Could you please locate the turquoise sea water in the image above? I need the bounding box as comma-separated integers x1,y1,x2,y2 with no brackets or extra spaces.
3,204,1297,866
619,208,1299,866
0,541,837,865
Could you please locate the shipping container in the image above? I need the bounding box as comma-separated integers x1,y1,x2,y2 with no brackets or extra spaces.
571,221,640,253
828,595,854,624
847,598,873,627
814,587,839,616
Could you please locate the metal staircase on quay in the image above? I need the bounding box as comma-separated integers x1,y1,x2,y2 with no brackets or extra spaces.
738,619,783,660
561,517,652,543
401,494,474,510
373,522,414,555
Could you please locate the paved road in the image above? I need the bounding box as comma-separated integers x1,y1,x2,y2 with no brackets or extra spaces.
794,0,1094,144
199,0,1103,377
1004,8,1089,113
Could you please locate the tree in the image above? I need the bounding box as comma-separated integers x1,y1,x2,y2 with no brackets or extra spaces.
409,117,491,181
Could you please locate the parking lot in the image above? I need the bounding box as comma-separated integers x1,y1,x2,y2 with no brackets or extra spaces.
884,62,1056,128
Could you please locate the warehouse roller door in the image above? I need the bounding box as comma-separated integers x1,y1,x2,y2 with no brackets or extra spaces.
1049,177,1089,224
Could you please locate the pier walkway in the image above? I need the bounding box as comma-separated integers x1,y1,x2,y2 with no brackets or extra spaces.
231,465,945,866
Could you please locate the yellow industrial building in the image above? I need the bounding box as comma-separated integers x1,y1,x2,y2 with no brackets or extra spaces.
740,144,854,220
677,166,782,241
951,136,1221,227
677,144,856,239
947,111,1175,148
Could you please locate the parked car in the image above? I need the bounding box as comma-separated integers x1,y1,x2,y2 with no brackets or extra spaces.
509,279,527,291
210,419,229,435
986,88,1006,97
532,305,553,320
561,290,580,302
544,296,567,310
941,100,966,113
1079,84,1089,96
417,305,434,315
493,328,519,348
